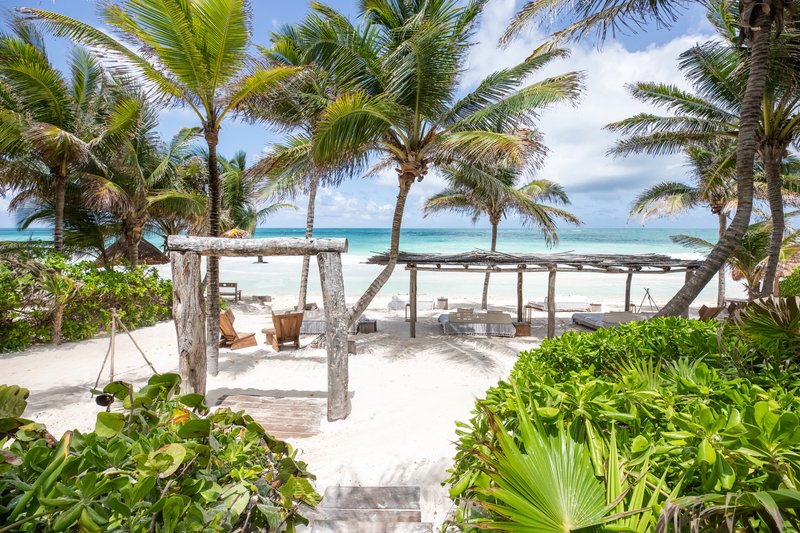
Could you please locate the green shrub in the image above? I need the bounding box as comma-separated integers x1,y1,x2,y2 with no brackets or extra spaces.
0,374,320,532
447,318,800,530
0,254,173,351
780,267,800,297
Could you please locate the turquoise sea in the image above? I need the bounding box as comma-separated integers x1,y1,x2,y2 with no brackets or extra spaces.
0,227,735,305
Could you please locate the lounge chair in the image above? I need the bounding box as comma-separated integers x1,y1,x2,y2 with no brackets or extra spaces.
698,305,724,321
530,295,591,312
438,308,516,337
219,309,257,349
387,293,435,311
262,311,303,352
571,311,652,331
299,309,362,335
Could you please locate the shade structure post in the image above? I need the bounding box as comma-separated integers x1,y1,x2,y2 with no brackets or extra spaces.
682,268,694,318
170,251,207,395
624,270,634,312
517,266,524,323
547,266,556,339
409,266,417,338
317,252,350,421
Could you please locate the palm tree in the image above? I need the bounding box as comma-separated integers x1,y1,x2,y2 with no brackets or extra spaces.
0,22,103,253
609,3,800,301
631,143,738,306
673,221,800,300
22,0,298,375
292,1,583,323
425,164,580,309
500,0,797,317
218,151,294,237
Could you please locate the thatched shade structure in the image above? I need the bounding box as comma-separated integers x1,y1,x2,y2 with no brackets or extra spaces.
104,239,169,265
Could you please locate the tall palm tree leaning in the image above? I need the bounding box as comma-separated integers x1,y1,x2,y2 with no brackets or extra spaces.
21,0,297,377
501,0,797,316
425,163,581,309
631,143,738,306
609,2,800,299
0,21,103,253
291,1,583,325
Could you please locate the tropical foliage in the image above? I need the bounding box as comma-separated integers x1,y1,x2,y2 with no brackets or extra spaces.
424,163,580,309
0,373,320,532
447,314,800,531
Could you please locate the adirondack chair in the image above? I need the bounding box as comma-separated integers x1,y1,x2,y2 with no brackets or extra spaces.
219,309,257,349
262,311,303,352
698,305,724,321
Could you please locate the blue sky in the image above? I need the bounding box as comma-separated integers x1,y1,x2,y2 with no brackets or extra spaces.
0,0,721,229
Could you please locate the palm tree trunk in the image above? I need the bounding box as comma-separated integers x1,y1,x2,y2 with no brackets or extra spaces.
123,220,142,267
657,12,771,317
760,147,784,297
717,212,727,307
298,175,319,310
348,173,415,324
205,126,221,376
51,304,64,346
481,220,499,310
53,172,65,253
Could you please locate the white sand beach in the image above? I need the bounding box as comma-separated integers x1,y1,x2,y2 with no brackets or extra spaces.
0,287,713,527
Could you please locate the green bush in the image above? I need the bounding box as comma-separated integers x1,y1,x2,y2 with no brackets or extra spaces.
0,254,172,351
447,318,800,530
780,267,800,297
0,374,320,532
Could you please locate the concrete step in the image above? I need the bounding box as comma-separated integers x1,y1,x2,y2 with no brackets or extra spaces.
312,521,433,533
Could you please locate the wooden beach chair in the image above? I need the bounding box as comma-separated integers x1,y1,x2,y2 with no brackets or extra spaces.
219,309,257,349
262,311,303,352
698,305,724,321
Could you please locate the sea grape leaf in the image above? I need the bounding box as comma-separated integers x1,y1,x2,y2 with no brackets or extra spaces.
177,419,211,439
0,384,29,417
95,412,126,438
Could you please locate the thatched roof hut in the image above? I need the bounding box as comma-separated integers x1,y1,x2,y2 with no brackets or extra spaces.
104,239,169,266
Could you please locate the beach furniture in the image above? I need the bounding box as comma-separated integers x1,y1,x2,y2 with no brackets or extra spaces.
571,311,652,331
530,295,591,312
388,293,434,311
219,309,257,349
698,305,724,321
299,309,362,335
219,282,242,301
262,311,303,352
438,308,516,337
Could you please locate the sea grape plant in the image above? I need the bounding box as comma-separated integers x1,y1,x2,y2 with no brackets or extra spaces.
0,374,320,532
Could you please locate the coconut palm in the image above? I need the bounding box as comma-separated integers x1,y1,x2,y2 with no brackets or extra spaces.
291,1,583,323
218,151,294,237
673,221,800,300
246,25,351,310
425,164,580,309
631,143,738,305
501,0,797,317
610,2,800,301
0,22,103,253
21,0,299,375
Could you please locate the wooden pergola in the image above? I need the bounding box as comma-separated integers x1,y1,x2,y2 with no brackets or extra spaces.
367,251,704,339
168,236,351,421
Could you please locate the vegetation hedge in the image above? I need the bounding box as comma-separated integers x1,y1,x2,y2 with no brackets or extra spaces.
0,374,320,532
0,255,172,352
780,267,800,297
447,317,800,530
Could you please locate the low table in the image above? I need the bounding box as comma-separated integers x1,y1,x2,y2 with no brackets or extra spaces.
513,321,531,337
358,319,377,334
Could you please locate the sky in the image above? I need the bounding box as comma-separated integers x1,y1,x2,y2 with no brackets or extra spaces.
0,0,722,229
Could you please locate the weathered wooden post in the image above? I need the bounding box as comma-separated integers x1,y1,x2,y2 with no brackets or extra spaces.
547,266,557,339
516,266,524,323
409,266,417,338
624,270,634,312
170,251,207,395
317,252,350,421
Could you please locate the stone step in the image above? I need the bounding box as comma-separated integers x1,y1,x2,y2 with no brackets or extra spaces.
317,486,421,523
312,520,433,533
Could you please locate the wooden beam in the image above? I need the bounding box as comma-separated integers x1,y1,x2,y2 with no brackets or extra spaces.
167,236,348,256
317,252,350,422
624,271,634,312
409,267,417,338
517,269,524,323
170,251,207,396
547,267,556,339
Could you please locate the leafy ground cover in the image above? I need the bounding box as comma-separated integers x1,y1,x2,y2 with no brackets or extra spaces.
0,374,319,532
447,308,800,531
